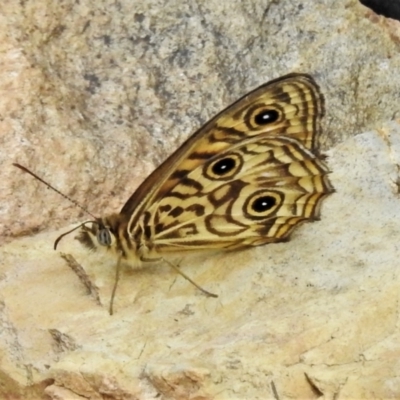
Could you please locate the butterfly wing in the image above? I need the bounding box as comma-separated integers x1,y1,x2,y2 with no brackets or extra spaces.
144,133,333,252
121,73,326,240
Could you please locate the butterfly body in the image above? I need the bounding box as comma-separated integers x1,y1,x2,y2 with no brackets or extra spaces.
77,73,333,268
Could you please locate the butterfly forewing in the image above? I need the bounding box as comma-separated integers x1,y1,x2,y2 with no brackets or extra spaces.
122,74,326,241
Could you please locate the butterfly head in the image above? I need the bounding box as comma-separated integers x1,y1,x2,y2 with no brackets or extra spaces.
76,214,121,252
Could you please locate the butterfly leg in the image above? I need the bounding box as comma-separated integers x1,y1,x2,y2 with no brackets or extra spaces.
110,255,218,314
109,253,123,315
161,258,218,298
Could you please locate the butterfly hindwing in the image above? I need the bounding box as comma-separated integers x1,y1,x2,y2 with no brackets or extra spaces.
144,130,332,253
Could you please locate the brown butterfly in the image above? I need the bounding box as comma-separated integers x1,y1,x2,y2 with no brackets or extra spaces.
15,73,334,314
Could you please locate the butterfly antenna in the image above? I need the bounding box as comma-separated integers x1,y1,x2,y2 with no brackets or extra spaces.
53,221,94,250
13,163,98,221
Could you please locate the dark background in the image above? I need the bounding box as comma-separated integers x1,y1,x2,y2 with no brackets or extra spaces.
360,0,400,20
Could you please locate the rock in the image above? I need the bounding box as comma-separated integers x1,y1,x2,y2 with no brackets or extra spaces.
2,122,400,398
2,0,400,238
3,0,400,398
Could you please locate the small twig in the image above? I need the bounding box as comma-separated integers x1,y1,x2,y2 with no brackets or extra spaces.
60,253,101,306
271,380,280,400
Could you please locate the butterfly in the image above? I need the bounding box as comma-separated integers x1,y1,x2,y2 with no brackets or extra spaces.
14,73,334,314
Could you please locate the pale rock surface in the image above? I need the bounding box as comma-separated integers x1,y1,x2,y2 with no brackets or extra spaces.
2,122,400,398
2,0,400,399
1,0,400,238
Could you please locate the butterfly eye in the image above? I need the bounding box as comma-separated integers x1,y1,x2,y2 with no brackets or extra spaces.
244,190,282,219
254,109,279,125
97,227,112,246
205,153,243,180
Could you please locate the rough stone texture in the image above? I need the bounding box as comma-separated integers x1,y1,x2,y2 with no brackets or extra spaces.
1,0,400,238
2,0,400,399
2,122,400,398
